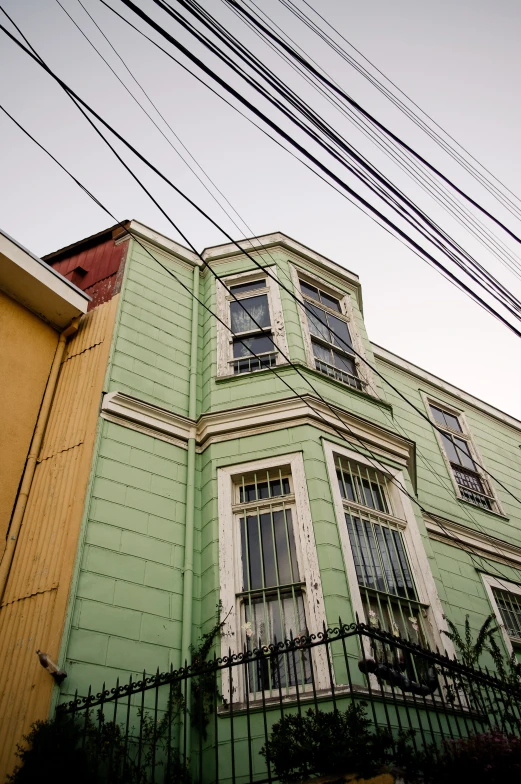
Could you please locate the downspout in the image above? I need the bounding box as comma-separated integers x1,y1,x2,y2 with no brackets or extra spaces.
181,264,200,667
0,317,80,603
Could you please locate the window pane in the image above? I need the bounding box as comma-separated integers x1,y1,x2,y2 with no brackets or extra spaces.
233,333,274,358
494,589,521,638
320,291,342,312
260,512,277,587
329,314,352,350
239,476,291,503
430,405,447,426
453,436,475,470
444,412,462,432
244,515,262,589
273,510,293,585
311,340,331,364
430,404,462,432
229,279,266,295
230,294,270,333
440,432,460,464
300,280,320,302
306,304,329,341
332,349,356,376
337,468,356,502
359,478,387,513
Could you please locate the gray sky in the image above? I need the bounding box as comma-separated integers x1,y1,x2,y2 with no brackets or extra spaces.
1,0,521,418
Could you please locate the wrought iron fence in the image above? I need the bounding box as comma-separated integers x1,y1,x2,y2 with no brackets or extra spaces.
57,621,521,784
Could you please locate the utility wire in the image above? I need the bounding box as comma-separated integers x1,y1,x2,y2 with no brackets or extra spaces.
2,9,520,509
2,97,518,598
290,0,521,220
225,0,521,245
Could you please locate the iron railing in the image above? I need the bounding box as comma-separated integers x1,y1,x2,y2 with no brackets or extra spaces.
57,622,521,784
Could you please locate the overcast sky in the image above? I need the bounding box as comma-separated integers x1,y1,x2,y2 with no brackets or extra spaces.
1,0,521,419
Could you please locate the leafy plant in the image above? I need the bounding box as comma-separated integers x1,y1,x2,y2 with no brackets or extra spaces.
260,702,404,783
190,601,231,739
442,613,498,669
430,730,521,784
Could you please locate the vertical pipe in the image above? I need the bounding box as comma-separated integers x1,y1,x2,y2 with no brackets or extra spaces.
180,264,200,761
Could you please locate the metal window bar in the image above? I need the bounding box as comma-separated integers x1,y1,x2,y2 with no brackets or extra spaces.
232,350,277,374
494,588,521,640
237,470,312,699
336,457,392,516
314,356,363,390
452,465,494,510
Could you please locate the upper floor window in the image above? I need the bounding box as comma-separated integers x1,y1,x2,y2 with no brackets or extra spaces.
299,279,362,391
216,269,289,377
429,402,497,512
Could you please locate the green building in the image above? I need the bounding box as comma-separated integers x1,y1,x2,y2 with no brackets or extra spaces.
3,221,521,779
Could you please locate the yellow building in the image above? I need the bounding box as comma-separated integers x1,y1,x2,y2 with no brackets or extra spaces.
0,229,119,775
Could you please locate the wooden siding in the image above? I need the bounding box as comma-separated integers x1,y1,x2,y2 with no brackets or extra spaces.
0,297,118,779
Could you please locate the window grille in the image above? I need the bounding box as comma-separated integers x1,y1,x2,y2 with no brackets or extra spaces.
337,457,429,645
235,469,311,694
429,404,495,511
229,280,277,374
493,588,521,642
300,280,362,390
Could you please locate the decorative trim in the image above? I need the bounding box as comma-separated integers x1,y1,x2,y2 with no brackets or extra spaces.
424,513,521,569
289,264,375,395
215,266,289,378
323,440,453,656
482,574,521,656
100,392,416,474
218,452,329,689
421,392,504,516
374,344,521,434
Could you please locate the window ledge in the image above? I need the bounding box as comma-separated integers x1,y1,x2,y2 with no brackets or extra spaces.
456,497,509,522
215,361,393,412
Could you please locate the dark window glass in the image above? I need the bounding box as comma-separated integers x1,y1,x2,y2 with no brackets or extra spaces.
494,589,521,639
440,432,460,464
230,294,270,333
453,436,475,470
320,291,342,312
346,514,416,600
337,469,356,502
307,306,329,342
240,509,299,591
332,349,356,376
239,476,290,503
233,333,274,359
229,279,266,295
329,314,352,349
430,404,462,432
300,281,320,303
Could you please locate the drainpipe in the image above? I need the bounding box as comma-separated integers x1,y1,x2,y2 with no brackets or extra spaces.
180,265,199,760
180,264,199,700
0,317,80,604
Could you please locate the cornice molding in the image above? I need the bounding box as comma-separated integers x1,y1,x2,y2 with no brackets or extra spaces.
100,391,415,477
424,512,521,569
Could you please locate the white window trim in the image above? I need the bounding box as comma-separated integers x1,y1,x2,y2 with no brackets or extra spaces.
289,264,377,396
423,394,503,516
482,574,521,656
215,266,289,378
323,439,453,657
218,452,330,694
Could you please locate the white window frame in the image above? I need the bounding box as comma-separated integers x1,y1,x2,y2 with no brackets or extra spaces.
482,574,521,656
323,439,452,656
215,267,289,378
289,264,377,396
218,453,329,697
424,395,502,515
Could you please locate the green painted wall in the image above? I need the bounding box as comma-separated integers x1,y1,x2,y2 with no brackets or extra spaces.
60,234,521,705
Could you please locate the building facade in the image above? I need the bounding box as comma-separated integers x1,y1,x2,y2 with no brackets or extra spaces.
1,221,521,776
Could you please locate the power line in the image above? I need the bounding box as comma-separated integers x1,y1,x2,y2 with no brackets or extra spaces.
2,9,520,510
3,98,518,598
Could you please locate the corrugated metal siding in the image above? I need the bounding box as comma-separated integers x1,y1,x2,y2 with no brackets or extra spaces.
0,297,118,778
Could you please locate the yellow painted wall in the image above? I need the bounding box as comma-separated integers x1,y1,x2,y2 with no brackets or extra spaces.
0,296,119,779
0,289,59,556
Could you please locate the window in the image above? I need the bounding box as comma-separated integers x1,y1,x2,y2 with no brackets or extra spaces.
482,576,521,664
336,457,429,644
429,403,496,511
216,270,289,377
299,279,362,390
218,454,328,696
